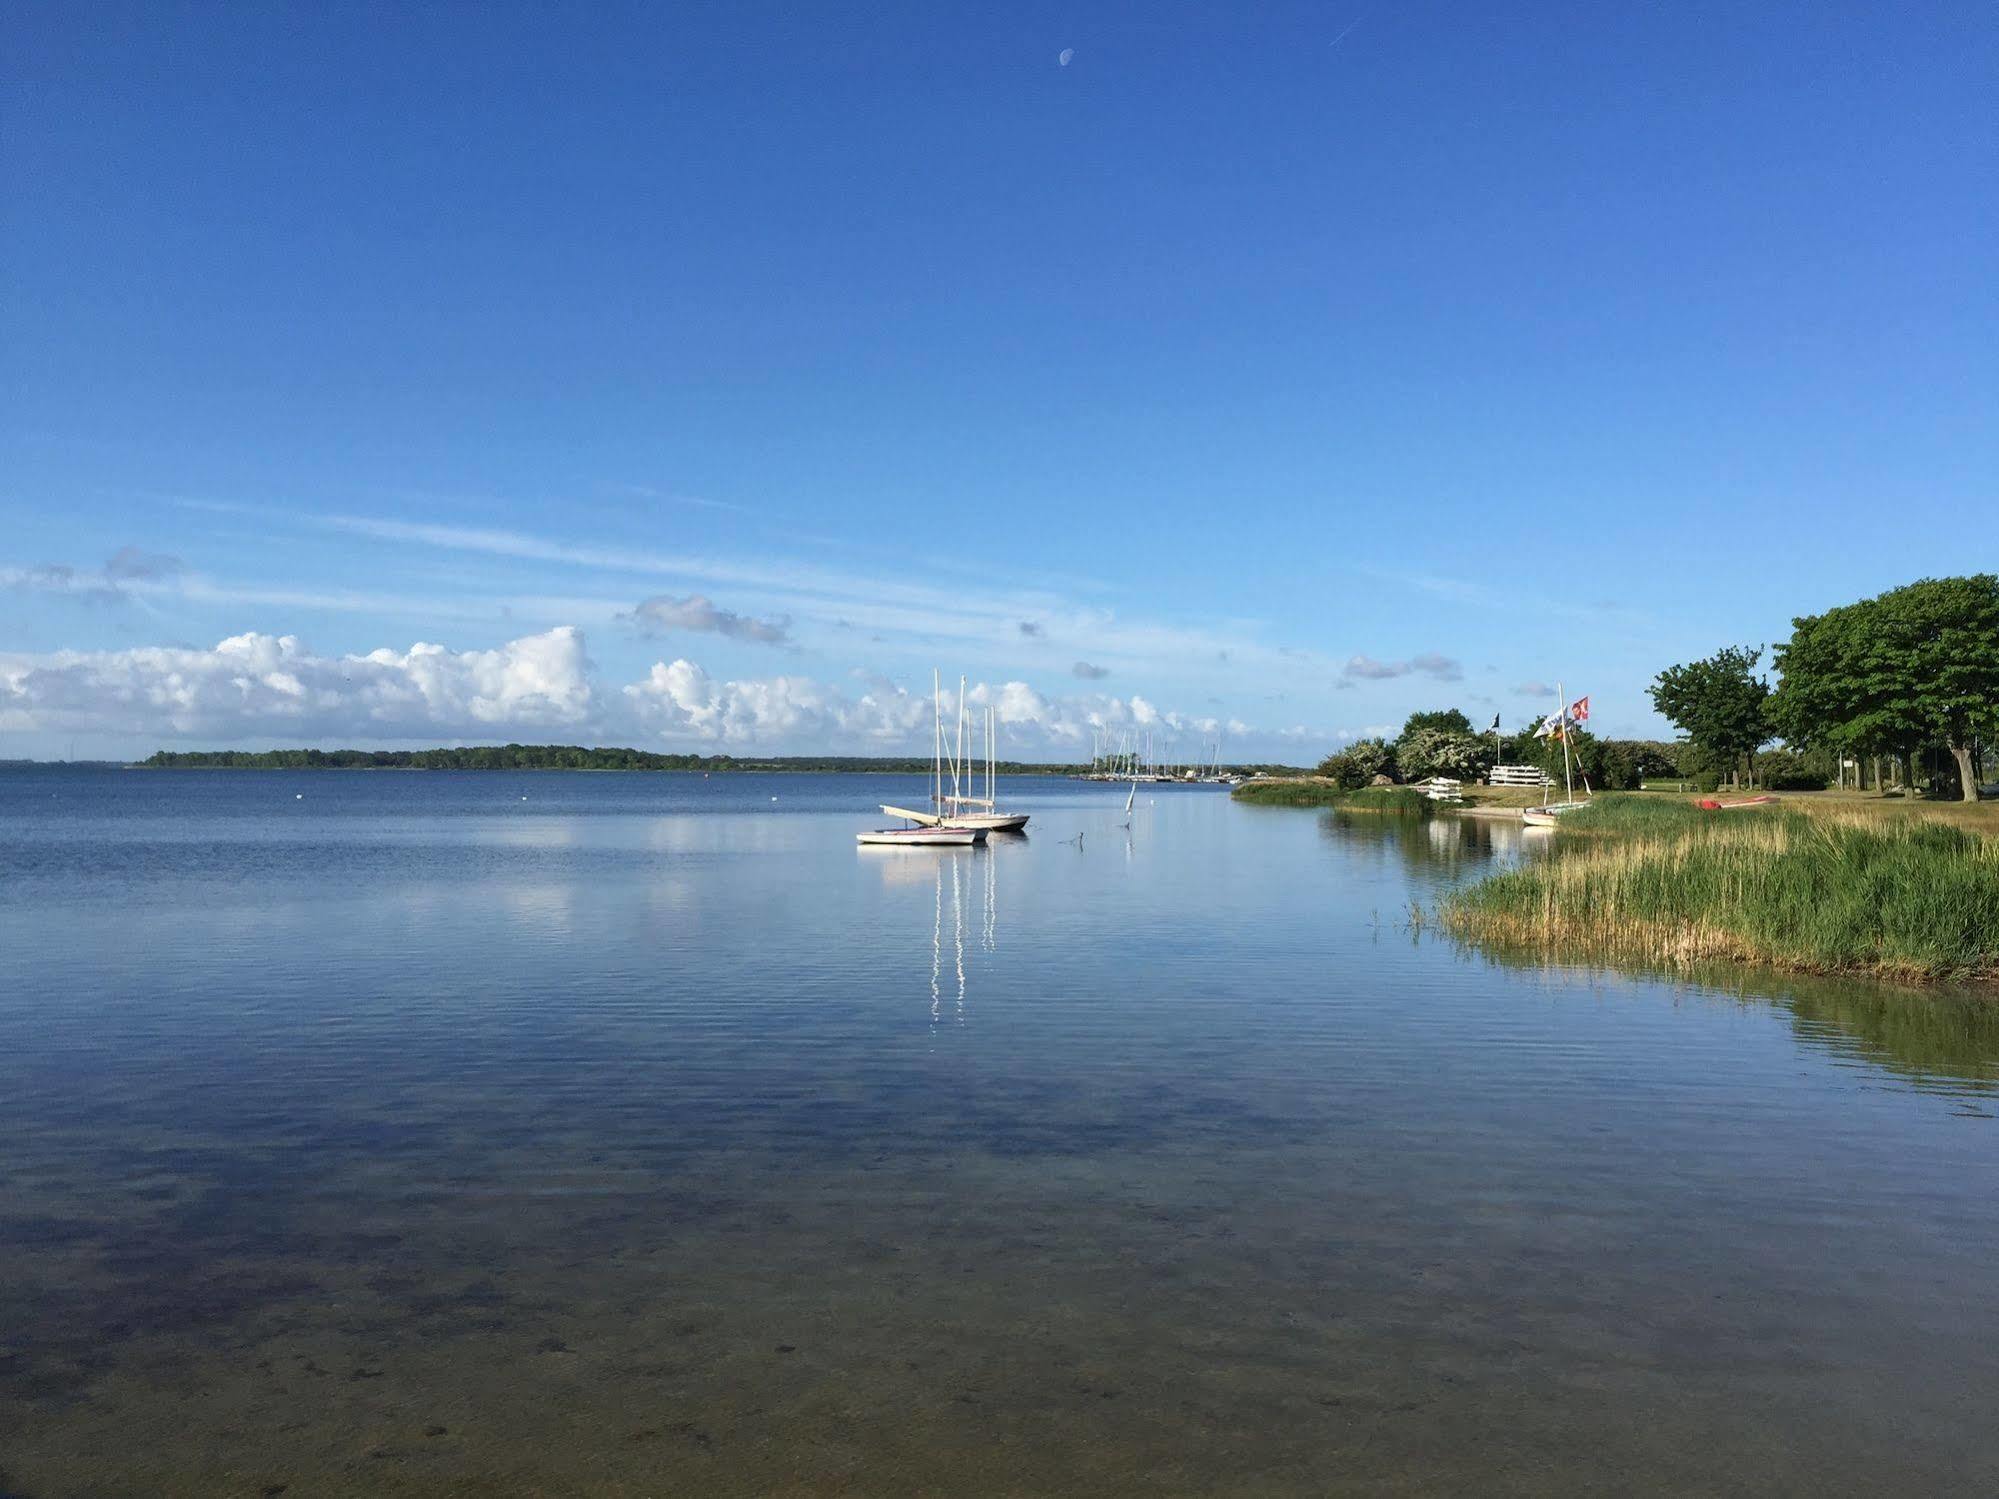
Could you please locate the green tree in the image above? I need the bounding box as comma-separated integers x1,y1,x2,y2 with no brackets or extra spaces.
1396,708,1473,742
1316,737,1395,789
1772,575,1999,802
1394,728,1491,782
1649,646,1771,788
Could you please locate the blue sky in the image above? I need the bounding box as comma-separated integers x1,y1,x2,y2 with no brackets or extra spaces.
3,1,1992,760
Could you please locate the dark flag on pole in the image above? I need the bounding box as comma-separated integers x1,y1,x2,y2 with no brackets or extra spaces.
1488,713,1501,732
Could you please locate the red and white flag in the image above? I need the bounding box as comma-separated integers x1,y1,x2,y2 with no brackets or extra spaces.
1568,695,1590,723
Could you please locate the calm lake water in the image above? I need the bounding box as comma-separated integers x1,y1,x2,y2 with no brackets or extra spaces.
3,768,1996,1496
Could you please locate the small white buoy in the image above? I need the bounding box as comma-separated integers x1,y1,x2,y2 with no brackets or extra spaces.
770,795,779,801
295,793,303,800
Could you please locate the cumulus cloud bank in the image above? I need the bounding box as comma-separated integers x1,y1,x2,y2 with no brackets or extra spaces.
0,627,1253,753
620,593,791,645
0,628,597,741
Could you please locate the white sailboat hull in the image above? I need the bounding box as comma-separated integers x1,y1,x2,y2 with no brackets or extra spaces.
856,826,987,846
1521,800,1589,828
879,804,1028,833
945,812,1029,833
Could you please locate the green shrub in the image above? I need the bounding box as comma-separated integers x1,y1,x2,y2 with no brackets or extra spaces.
1316,736,1394,789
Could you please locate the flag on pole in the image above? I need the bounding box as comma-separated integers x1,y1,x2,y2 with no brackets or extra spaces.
1488,713,1501,732
1534,711,1563,738
1569,695,1590,723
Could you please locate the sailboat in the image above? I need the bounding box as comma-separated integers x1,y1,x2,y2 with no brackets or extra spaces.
1521,682,1591,827
879,674,1029,834
939,699,1030,834
862,671,991,846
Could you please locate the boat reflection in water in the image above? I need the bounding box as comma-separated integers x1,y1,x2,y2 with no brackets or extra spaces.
857,834,1006,1030
928,842,1003,1029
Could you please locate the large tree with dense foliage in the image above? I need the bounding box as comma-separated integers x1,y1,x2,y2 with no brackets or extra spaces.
1396,708,1474,742
1649,646,1771,786
1395,728,1491,782
1771,575,1999,802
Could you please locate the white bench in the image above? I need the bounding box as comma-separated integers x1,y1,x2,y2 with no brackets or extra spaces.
1421,777,1464,803
1488,764,1551,788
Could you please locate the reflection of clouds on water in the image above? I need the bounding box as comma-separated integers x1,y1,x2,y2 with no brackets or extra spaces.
640,814,813,856
495,879,577,936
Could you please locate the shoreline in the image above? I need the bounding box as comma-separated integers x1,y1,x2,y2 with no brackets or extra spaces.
1441,795,1998,990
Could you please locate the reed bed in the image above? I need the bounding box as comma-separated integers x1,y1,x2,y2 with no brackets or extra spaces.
1445,800,1999,984
1232,780,1432,814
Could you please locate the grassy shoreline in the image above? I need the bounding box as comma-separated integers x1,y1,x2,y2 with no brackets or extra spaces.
1231,780,1434,813
1442,795,1998,987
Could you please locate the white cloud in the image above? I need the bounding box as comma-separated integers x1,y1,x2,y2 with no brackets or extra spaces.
1339,651,1464,684
0,628,596,741
623,659,928,745
3,547,184,604
1071,660,1109,680
620,593,791,645
1,623,1278,758
103,546,186,581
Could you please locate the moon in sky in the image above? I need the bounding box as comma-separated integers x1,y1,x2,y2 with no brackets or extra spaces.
1058,48,1074,67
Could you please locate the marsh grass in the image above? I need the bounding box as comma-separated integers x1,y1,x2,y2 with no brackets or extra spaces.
1445,799,1999,984
1232,781,1433,814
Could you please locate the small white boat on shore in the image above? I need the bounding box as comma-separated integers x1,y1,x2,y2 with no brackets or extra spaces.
857,826,987,847
1520,800,1589,828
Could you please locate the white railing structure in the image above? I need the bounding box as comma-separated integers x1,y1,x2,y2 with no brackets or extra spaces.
1420,777,1464,803
1488,764,1552,788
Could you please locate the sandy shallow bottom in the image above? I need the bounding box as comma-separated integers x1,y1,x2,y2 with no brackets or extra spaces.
5,1124,1991,1499
5,775,1997,1496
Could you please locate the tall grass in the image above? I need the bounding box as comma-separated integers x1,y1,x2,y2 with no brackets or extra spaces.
1232,780,1432,814
1444,805,1999,984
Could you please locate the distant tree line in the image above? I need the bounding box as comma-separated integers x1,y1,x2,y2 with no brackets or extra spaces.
139,744,1305,776
1315,710,1675,793
1653,575,1998,801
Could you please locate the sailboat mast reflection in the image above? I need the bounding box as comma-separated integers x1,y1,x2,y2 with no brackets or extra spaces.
951,850,967,1024
918,847,997,1032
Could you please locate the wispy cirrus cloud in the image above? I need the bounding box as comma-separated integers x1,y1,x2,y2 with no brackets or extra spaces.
302,513,1335,681
5,547,186,604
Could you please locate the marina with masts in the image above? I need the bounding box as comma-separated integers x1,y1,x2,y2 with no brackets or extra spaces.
1079,727,1239,785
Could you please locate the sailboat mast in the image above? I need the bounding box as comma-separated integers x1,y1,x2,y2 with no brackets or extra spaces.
1559,680,1574,803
